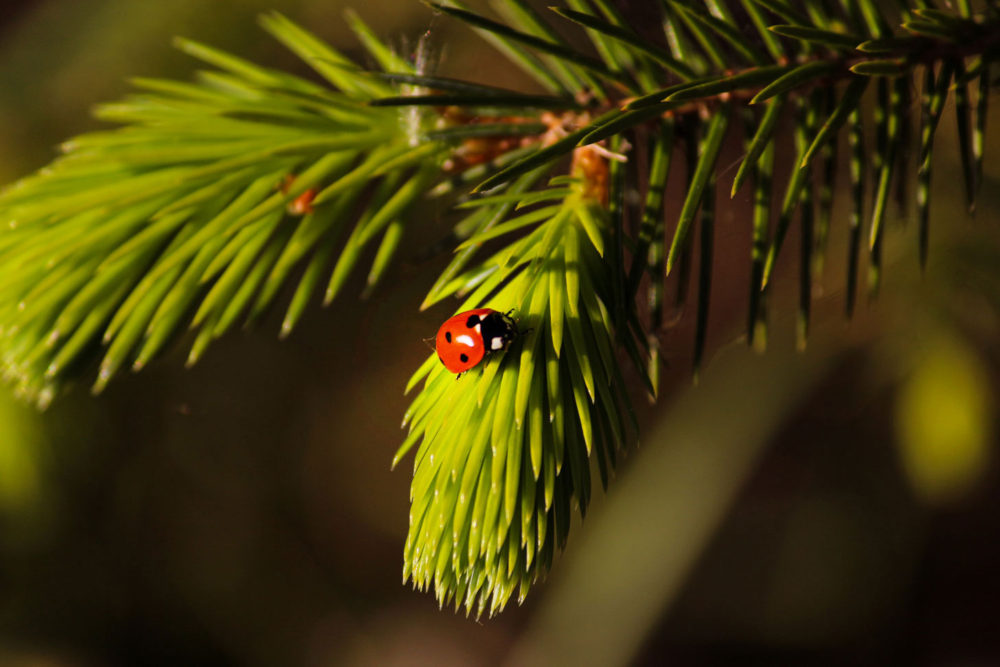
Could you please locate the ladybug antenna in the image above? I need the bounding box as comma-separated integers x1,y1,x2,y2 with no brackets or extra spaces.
421,335,436,352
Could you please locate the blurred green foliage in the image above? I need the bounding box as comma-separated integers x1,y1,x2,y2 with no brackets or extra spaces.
0,394,44,514
896,332,994,505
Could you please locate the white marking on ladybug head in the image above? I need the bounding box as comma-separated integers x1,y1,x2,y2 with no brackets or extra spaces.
490,337,504,350
474,323,481,334
456,334,477,348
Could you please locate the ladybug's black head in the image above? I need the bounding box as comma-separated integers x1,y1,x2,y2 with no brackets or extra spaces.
479,310,518,352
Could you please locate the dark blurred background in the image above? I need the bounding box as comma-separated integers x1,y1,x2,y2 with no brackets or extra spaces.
0,2,998,666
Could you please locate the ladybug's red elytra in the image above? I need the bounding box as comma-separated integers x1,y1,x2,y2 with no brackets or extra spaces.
435,308,519,375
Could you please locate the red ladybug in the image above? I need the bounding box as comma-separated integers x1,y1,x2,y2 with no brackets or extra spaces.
435,308,519,374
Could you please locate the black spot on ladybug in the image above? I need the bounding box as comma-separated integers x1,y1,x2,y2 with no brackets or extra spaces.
460,353,469,363
445,331,452,343
465,314,481,328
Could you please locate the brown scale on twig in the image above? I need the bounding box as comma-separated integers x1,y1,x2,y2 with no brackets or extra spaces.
279,174,318,216
439,107,537,173
438,95,624,205
540,107,625,207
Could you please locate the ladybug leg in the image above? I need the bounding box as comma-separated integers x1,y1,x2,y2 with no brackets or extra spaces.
511,314,528,338
501,309,519,334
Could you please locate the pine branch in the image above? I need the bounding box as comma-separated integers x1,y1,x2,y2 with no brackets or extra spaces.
397,176,641,615
0,13,423,404
0,0,998,617
0,12,557,405
394,0,1000,615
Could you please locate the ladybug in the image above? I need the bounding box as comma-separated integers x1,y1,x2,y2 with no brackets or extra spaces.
435,308,519,375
